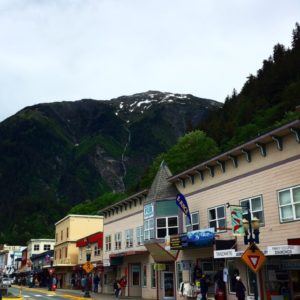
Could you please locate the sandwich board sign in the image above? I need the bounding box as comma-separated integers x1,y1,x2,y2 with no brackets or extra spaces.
241,243,266,273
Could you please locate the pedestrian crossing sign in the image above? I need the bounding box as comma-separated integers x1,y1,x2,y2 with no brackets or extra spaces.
241,243,266,273
83,261,94,273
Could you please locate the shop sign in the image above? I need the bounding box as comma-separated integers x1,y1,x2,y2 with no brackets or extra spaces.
267,245,300,256
103,259,110,267
153,263,166,271
170,228,215,250
214,249,236,258
144,203,154,219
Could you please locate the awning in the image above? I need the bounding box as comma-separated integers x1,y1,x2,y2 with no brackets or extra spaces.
109,251,148,258
215,239,236,250
17,266,31,274
144,243,178,262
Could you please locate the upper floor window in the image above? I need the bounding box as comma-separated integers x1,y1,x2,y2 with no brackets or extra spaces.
44,244,51,251
66,227,69,238
208,205,226,232
185,212,200,232
136,226,144,246
278,185,300,222
61,230,63,241
156,216,178,238
144,218,154,240
94,245,101,256
65,247,68,258
240,195,264,225
125,229,133,248
105,235,111,252
115,232,122,250
33,244,40,251
79,248,83,260
56,233,58,242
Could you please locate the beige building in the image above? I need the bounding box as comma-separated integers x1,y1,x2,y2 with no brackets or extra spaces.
99,119,300,300
53,214,103,288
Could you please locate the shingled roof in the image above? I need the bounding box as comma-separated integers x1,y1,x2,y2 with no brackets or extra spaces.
146,161,179,202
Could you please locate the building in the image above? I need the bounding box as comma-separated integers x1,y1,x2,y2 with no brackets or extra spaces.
27,239,55,261
53,214,103,288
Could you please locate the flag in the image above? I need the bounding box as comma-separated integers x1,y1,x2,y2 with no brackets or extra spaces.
230,207,245,236
176,193,192,223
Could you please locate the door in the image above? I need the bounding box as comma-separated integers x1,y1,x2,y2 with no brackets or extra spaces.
163,272,175,300
129,264,142,297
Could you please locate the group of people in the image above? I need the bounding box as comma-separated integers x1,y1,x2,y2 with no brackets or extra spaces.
113,276,127,298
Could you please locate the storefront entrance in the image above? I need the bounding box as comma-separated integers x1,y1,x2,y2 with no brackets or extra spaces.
163,272,175,300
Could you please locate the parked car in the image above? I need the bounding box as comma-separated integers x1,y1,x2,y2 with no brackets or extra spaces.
1,278,12,287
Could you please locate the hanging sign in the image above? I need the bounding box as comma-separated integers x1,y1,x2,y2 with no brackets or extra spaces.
176,193,191,222
230,207,245,236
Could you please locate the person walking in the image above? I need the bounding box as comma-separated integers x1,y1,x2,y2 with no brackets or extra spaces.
235,276,246,300
113,279,121,298
93,274,100,293
200,274,208,300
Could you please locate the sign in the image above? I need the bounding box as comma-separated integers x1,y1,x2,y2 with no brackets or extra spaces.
144,203,154,219
83,261,94,273
214,249,236,258
153,263,166,271
241,243,266,273
176,193,191,222
230,207,245,236
267,245,300,256
170,228,215,250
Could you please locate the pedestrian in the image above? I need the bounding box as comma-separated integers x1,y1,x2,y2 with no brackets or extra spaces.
113,279,120,298
200,274,208,300
93,274,100,293
235,276,246,300
119,275,127,297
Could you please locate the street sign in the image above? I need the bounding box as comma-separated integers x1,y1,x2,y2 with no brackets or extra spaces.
83,261,94,273
48,268,55,275
241,243,266,273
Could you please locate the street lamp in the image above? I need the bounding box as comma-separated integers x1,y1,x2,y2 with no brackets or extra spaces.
48,257,54,291
84,244,92,298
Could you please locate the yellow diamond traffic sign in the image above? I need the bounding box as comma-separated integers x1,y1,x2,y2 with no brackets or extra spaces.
83,261,94,273
241,243,266,273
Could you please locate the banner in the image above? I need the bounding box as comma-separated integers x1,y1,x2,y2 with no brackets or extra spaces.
230,207,245,236
176,193,191,222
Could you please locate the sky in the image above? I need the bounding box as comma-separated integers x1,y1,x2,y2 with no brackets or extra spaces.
0,0,299,122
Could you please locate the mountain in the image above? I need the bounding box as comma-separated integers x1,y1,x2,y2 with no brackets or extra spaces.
0,91,221,243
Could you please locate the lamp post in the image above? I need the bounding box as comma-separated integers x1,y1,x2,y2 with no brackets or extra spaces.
84,244,92,298
48,257,54,291
227,202,260,300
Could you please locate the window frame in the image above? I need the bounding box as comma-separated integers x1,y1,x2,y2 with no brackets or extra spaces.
105,235,111,252
278,185,300,223
240,195,265,226
156,215,179,238
43,244,51,251
125,229,134,248
185,212,200,232
136,226,144,246
144,218,154,241
115,232,122,250
208,205,226,232
94,245,101,256
33,244,40,251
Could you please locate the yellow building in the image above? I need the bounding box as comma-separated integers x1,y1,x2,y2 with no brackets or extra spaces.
53,214,103,288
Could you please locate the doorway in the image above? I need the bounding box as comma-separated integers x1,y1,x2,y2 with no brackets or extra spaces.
162,272,175,300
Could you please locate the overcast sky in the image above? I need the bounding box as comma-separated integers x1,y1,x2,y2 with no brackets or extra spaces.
0,0,299,121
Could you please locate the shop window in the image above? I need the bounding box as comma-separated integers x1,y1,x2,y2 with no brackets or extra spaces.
136,226,144,246
105,235,111,252
131,264,140,286
115,232,122,250
208,205,226,232
278,185,300,222
156,216,178,238
176,262,183,291
144,218,154,240
143,265,147,287
151,264,156,288
125,229,133,248
240,195,265,225
186,212,200,232
227,259,240,293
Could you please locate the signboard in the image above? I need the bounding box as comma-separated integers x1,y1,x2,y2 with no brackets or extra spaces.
83,261,94,273
267,245,300,256
144,203,154,219
214,249,236,258
170,228,215,250
153,263,166,271
176,193,191,222
230,207,245,236
241,243,266,273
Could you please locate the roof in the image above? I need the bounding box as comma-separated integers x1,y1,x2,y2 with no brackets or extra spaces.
55,214,103,226
146,161,179,201
168,119,300,182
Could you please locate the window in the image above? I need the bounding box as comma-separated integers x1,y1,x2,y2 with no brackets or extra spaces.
125,229,133,248
136,226,144,246
94,245,101,256
115,232,122,250
65,247,68,258
59,249,62,259
143,265,147,287
33,244,40,251
56,233,58,242
54,250,57,260
246,267,255,295
61,230,63,241
144,218,154,240
151,264,156,288
240,195,265,225
105,235,111,252
66,227,69,238
176,262,183,291
278,185,300,222
227,259,240,293
208,205,226,231
79,248,83,260
156,216,178,238
186,212,200,232
131,264,140,286
44,244,51,251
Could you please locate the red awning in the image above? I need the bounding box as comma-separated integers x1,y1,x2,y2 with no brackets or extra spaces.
76,232,103,248
288,238,300,245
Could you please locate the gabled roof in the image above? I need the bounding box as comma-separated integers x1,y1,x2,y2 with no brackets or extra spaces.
146,161,179,201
